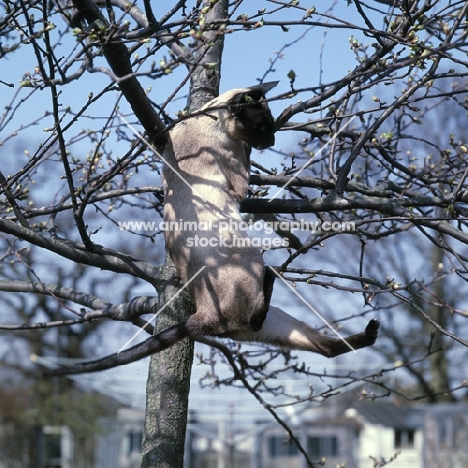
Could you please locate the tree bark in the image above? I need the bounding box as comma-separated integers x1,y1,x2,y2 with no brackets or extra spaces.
426,222,453,402
140,260,194,468
188,0,228,110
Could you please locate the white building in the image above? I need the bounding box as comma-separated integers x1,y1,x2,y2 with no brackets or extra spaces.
253,399,468,468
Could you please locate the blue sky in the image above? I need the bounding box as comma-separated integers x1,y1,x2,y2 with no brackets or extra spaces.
0,1,384,154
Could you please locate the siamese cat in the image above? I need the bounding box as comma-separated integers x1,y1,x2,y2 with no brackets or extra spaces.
160,83,379,356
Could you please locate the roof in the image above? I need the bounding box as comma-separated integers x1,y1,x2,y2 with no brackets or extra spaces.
300,392,427,429
351,401,424,429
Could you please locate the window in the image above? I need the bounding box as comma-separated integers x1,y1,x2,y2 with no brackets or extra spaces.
268,436,300,457
126,429,143,454
42,426,72,468
307,436,338,458
438,417,458,448
394,429,415,449
44,431,62,468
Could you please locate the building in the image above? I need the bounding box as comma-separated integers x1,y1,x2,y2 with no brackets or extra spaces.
423,403,468,468
254,398,468,468
3,393,467,468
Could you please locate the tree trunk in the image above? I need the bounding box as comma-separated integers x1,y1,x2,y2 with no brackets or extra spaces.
140,260,194,468
426,241,453,402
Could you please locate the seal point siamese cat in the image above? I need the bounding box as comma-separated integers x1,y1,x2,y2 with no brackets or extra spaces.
162,82,379,356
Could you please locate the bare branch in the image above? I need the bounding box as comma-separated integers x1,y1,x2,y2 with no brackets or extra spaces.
0,279,160,329
196,337,318,468
0,219,162,285
72,0,168,150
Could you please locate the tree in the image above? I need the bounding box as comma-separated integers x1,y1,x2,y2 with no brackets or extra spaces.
1,1,468,467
